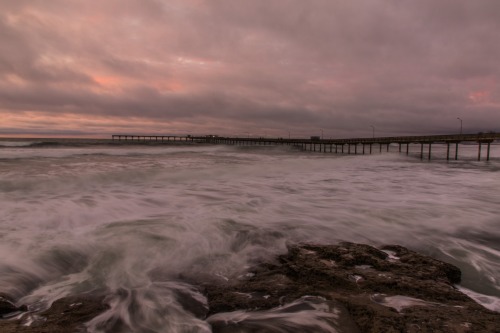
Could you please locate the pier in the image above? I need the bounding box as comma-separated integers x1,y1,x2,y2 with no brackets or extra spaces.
112,133,499,161
111,135,195,143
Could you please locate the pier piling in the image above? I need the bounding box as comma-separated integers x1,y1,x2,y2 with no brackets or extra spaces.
111,133,498,163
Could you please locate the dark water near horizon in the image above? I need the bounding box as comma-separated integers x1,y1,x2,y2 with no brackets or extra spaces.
1,138,499,332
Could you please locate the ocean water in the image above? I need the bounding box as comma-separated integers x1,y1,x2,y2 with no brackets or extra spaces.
0,138,499,332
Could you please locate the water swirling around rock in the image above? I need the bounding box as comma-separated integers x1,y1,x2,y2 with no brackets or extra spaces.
0,140,499,331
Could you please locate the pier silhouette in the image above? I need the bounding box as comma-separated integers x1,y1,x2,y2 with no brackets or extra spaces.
112,133,499,161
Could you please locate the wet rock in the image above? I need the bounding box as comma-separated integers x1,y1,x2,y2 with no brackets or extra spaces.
0,293,27,317
0,294,108,333
203,242,500,333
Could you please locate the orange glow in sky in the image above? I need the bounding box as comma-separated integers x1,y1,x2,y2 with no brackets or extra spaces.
468,91,491,104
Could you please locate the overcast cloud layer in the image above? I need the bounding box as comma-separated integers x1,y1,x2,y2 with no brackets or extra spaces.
1,0,499,138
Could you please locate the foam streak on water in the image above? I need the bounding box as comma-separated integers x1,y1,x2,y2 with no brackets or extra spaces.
1,141,500,331
206,296,355,333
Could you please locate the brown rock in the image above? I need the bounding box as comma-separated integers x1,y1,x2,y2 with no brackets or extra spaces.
0,293,28,318
202,242,500,333
0,294,108,333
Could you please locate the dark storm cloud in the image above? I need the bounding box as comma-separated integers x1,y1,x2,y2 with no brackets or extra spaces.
0,0,499,137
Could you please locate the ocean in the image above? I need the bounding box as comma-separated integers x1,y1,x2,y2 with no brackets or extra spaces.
1,138,499,332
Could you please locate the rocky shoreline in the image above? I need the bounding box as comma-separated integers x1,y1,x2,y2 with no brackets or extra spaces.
203,242,499,332
1,243,499,332
0,294,107,333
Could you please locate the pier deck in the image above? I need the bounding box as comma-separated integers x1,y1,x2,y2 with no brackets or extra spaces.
112,133,500,161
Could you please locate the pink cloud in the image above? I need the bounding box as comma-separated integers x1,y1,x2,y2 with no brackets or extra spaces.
1,0,500,137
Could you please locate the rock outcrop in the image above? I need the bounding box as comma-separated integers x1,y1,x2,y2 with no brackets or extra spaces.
0,293,28,319
0,294,107,333
203,242,500,332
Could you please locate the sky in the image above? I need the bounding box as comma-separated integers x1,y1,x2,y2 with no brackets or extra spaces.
0,0,499,139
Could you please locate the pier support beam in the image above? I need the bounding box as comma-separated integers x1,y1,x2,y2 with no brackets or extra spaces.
110,134,497,163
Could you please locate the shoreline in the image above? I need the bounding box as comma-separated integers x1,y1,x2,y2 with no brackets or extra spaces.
1,242,498,332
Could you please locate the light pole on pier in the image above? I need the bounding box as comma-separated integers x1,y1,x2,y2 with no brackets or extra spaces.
370,125,375,138
320,129,324,139
457,117,463,135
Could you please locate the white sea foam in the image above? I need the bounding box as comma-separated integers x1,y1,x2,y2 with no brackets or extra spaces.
370,294,442,312
206,296,355,333
381,250,400,261
457,286,500,312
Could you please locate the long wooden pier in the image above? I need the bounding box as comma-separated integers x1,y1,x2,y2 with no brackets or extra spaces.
112,133,499,161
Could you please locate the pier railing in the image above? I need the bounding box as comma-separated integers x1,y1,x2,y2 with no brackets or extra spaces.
112,133,500,161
